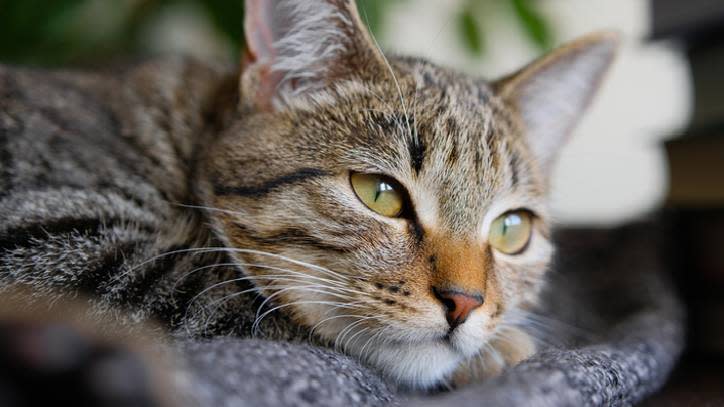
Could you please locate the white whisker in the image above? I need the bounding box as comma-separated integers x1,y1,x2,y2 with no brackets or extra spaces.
251,300,363,337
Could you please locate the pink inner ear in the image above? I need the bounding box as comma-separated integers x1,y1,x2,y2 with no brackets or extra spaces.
241,0,381,110
245,0,277,64
243,0,286,110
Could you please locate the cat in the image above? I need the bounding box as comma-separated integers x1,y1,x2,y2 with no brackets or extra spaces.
0,0,618,396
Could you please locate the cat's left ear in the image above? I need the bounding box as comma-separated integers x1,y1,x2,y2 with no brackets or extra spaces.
494,32,620,170
241,0,386,111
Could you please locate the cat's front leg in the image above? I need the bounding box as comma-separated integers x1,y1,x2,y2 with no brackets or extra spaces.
451,326,536,388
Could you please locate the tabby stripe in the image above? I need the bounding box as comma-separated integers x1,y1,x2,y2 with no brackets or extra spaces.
0,217,109,250
407,127,426,174
0,215,155,250
113,244,191,305
213,168,329,197
78,240,142,296
508,146,521,187
158,100,188,173
160,259,218,328
408,219,425,244
235,223,353,253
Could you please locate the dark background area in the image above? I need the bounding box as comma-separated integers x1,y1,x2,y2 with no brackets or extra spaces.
647,0,724,404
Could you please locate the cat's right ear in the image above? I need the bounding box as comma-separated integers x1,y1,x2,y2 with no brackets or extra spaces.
241,0,385,111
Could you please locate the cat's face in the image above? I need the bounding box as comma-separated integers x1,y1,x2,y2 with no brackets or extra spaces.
198,0,617,389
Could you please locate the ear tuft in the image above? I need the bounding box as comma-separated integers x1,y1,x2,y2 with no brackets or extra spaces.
243,0,383,110
495,31,621,170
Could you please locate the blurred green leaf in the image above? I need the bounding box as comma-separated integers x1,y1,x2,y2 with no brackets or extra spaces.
0,0,88,64
457,6,484,56
0,0,543,66
510,0,552,50
356,0,395,38
197,0,245,49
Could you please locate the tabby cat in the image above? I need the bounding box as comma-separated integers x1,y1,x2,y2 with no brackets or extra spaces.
0,0,617,393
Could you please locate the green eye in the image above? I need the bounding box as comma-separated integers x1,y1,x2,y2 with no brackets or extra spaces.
489,210,533,254
350,173,405,218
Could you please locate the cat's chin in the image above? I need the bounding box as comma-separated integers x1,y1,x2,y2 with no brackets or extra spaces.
360,339,464,390
322,315,493,389
343,328,490,390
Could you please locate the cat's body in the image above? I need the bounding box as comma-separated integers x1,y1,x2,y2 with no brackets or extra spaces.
0,58,308,341
0,0,625,395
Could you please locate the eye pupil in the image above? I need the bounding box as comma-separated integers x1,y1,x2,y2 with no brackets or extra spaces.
351,173,406,218
374,182,392,202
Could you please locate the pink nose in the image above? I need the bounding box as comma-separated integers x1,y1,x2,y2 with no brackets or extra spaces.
433,287,484,329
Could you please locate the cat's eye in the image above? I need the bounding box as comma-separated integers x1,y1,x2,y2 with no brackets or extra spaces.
488,210,533,254
350,173,405,218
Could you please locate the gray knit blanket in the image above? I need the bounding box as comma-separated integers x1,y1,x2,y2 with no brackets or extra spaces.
174,224,684,407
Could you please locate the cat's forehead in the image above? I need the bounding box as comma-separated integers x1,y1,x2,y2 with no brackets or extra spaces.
312,59,546,233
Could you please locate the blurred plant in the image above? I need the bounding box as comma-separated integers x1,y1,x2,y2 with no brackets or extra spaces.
510,0,553,50
458,0,553,57
0,0,245,65
0,0,551,66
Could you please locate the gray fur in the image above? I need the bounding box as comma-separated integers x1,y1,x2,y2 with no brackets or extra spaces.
0,61,303,340
0,24,682,407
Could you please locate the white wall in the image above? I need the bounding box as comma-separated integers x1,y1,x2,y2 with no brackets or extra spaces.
383,0,692,225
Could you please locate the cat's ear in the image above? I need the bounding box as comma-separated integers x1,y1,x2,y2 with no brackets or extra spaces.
494,32,620,170
241,0,385,111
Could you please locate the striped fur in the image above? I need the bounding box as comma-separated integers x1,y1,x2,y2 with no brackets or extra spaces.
0,0,617,390
0,60,303,341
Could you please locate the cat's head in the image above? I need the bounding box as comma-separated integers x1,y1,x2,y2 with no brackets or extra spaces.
197,0,617,388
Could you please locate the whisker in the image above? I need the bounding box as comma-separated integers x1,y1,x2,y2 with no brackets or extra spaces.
343,325,375,352
363,6,412,139
233,261,355,290
169,202,247,218
334,316,376,351
133,246,361,283
508,309,596,342
201,282,361,334
307,299,375,338
252,300,362,337
198,282,293,332
359,325,389,362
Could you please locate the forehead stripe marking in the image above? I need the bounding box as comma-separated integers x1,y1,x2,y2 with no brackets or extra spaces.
407,127,426,174
508,146,521,187
214,168,330,197
233,223,352,253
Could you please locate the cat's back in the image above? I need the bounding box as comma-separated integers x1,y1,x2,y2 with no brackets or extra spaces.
0,58,232,199
1,64,133,196
0,59,239,328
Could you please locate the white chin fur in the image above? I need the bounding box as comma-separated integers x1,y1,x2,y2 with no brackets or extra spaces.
314,311,492,389
302,301,492,389
359,338,464,389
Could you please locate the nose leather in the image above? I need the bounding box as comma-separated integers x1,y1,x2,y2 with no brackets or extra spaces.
433,287,484,329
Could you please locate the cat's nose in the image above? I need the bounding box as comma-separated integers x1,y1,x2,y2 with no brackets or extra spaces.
433,287,484,330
